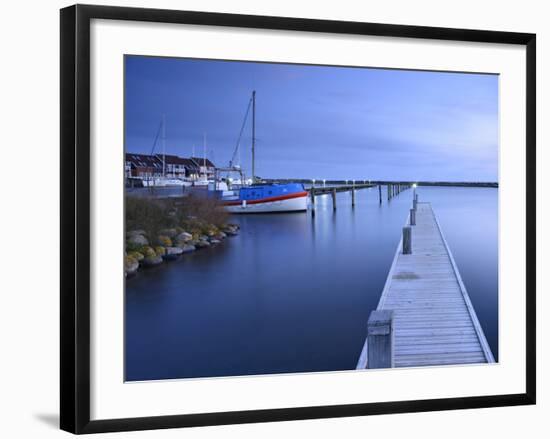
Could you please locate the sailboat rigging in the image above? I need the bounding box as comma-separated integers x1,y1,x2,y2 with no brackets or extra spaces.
213,90,308,214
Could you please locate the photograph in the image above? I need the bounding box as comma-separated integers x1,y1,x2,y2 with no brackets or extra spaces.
123,55,499,381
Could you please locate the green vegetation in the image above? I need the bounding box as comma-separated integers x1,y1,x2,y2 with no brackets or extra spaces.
124,195,238,276
125,195,228,247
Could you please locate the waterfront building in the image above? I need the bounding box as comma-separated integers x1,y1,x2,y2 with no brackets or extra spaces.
190,157,216,180
125,153,164,178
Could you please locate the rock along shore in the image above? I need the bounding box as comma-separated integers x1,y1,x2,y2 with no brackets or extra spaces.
124,223,239,277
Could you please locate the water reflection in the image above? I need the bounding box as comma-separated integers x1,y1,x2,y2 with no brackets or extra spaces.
125,186,498,381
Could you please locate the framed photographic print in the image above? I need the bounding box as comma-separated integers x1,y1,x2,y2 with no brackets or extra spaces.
60,4,536,434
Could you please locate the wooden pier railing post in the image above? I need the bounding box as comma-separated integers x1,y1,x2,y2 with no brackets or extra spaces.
332,188,337,211
367,310,394,369
410,208,416,226
378,185,382,204
402,226,412,254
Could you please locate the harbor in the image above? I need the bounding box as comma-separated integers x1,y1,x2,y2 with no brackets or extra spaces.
125,185,498,381
123,55,499,382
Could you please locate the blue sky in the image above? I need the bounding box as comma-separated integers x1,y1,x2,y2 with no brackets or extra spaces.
125,56,498,182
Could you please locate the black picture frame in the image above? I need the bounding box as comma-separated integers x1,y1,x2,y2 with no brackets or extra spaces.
60,4,536,434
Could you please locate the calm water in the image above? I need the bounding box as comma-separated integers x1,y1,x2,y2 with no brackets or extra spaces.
125,186,498,381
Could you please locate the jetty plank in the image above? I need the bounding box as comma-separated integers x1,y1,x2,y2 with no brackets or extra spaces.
357,202,494,369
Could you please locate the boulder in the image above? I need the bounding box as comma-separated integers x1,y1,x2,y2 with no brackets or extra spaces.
222,224,239,236
157,235,172,247
181,244,196,253
127,234,148,247
127,251,144,262
163,246,184,261
195,240,211,249
175,231,193,242
140,246,156,258
209,239,221,245
124,255,139,276
154,246,166,256
142,255,163,267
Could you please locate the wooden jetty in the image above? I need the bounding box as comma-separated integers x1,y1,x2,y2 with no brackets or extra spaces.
308,183,411,213
357,201,494,369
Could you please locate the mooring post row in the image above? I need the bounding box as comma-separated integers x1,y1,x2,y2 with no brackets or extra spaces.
367,310,395,369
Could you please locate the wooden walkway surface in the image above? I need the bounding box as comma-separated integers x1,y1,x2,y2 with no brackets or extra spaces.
357,202,494,368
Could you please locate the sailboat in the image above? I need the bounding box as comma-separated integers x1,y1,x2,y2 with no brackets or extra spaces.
219,91,308,214
192,134,212,187
143,115,192,188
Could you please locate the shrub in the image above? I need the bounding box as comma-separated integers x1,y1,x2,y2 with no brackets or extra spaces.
125,194,228,239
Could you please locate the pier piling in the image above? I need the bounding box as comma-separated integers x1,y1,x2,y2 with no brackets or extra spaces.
332,188,337,211
410,208,416,226
366,310,395,369
351,188,356,207
378,185,382,204
402,226,412,254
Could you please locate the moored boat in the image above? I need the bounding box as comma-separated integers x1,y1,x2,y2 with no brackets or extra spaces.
222,183,308,214
213,90,308,214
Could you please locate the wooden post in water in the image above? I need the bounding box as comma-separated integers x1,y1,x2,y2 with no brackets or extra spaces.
351,188,356,208
402,226,412,254
410,208,416,226
387,184,390,201
332,188,337,211
378,185,382,204
310,189,315,217
367,310,394,369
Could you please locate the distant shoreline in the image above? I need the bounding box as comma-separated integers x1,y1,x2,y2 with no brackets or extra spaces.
261,179,498,188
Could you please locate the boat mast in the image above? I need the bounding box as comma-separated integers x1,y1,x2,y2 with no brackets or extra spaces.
251,90,256,184
162,114,166,177
203,133,207,181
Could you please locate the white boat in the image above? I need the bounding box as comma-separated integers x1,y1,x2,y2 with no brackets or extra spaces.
192,177,211,187
142,177,192,187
